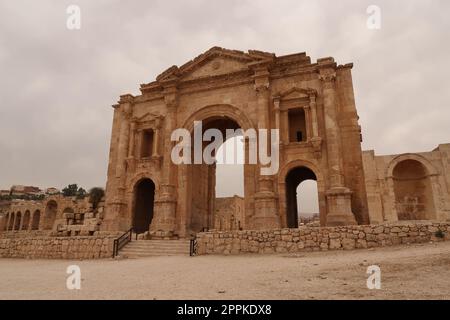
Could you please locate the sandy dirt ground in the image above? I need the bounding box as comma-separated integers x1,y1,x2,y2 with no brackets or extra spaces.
0,241,449,300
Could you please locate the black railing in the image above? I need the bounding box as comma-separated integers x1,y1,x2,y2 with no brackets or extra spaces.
189,236,198,256
112,228,133,258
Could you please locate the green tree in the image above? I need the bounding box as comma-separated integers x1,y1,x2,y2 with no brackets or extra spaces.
62,184,79,197
76,187,87,199
89,187,105,210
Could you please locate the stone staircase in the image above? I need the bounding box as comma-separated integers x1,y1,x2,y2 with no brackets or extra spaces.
118,239,191,258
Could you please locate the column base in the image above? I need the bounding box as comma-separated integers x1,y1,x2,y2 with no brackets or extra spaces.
325,187,357,226
252,191,280,230
150,184,177,234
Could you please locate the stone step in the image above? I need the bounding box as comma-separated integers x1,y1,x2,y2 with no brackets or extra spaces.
124,244,190,249
118,240,191,258
119,252,186,258
121,247,189,253
128,240,191,245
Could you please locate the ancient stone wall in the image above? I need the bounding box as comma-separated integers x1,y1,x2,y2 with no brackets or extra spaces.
362,144,450,224
214,196,245,231
0,235,116,259
196,222,450,255
0,195,105,237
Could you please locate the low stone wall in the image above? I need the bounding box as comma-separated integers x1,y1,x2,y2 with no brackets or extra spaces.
196,222,450,255
0,235,116,259
0,230,52,239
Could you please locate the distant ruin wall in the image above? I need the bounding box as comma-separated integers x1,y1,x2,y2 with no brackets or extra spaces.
0,235,116,259
196,222,450,255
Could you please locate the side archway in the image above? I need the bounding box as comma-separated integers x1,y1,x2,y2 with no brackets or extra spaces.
132,178,156,234
278,160,326,227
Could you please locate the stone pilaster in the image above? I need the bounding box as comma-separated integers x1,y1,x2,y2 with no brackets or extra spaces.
251,62,280,230
309,93,323,158
150,80,178,237
319,64,356,226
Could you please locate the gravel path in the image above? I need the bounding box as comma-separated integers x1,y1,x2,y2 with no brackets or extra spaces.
0,241,449,300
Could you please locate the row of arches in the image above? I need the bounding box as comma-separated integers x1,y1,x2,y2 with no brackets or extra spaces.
2,199,68,232
3,210,41,231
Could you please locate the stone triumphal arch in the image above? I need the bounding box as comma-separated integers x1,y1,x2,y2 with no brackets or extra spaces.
102,47,370,238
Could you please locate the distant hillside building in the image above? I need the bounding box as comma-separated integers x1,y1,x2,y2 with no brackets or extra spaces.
10,185,42,197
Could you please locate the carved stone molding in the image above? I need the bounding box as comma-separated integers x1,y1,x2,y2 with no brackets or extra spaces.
318,72,336,83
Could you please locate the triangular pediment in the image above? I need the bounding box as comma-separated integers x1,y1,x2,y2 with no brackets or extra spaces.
279,87,316,101
156,47,275,82
181,56,249,80
133,112,161,123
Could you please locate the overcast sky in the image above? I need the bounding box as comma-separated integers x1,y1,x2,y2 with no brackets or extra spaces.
1,1,449,209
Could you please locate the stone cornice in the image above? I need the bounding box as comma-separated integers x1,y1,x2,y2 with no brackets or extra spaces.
125,48,355,106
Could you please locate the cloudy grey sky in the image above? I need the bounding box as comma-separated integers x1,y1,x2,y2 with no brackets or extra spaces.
1,1,449,207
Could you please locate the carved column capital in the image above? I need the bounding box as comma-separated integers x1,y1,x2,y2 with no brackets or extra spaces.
319,72,336,84
254,83,270,95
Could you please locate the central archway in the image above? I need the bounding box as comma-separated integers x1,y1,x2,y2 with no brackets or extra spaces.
182,111,251,234
132,178,156,234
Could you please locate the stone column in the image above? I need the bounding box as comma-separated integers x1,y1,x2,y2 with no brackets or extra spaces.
309,93,323,157
310,94,319,137
150,81,178,237
304,105,312,141
273,98,281,133
5,214,11,231
251,63,280,230
152,125,159,157
12,214,17,231
280,109,289,144
319,69,356,226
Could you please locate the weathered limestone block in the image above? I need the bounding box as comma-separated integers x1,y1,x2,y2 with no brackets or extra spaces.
329,238,342,249
342,238,355,250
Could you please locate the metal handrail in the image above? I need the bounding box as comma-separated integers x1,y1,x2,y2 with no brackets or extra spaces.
112,228,133,258
190,236,198,256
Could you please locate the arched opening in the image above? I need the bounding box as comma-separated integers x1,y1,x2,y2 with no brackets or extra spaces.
31,210,40,230
393,159,436,220
14,212,22,231
44,200,58,230
285,166,318,228
214,132,245,231
187,116,245,232
8,212,15,231
22,210,31,231
296,180,320,225
133,178,155,234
